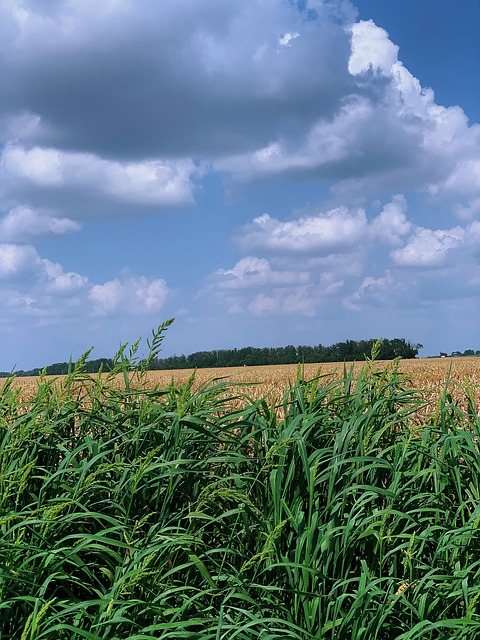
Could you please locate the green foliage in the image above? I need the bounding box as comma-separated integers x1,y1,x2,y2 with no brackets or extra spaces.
443,349,480,358
0,329,479,638
0,335,423,378
151,337,422,370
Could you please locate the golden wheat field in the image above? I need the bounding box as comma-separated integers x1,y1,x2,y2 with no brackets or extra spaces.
145,357,480,415
6,356,480,416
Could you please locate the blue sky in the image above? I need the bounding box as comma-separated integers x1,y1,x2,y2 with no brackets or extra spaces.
0,0,479,369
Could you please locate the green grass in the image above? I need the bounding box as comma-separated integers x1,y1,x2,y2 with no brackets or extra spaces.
0,329,479,639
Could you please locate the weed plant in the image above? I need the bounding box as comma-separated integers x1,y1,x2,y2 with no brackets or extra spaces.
0,328,479,638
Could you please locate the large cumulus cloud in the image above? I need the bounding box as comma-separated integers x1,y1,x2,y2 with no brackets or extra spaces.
0,0,356,158
2,1,480,214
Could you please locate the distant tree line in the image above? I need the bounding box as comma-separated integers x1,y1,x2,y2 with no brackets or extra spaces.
0,338,424,378
0,358,114,378
439,349,480,358
149,338,422,370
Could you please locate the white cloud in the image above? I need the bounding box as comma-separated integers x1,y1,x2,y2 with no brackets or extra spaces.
206,253,326,317
0,206,80,242
135,278,170,311
89,280,129,316
0,243,41,279
247,286,316,317
88,275,169,316
208,192,480,320
278,31,299,47
370,195,412,245
213,16,480,220
238,207,368,254
343,272,395,311
212,192,480,322
1,144,200,206
213,256,309,289
214,96,378,180
206,251,355,318
391,226,465,267
0,232,171,327
348,19,399,76
433,160,480,197
207,256,314,316
41,260,89,294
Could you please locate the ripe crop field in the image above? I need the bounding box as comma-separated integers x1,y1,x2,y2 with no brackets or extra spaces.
1,348,480,638
142,356,480,407
7,356,480,413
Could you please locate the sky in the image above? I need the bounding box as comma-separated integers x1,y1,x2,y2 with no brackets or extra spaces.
1,0,479,369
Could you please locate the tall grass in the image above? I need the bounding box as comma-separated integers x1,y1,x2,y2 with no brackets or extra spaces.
0,329,479,638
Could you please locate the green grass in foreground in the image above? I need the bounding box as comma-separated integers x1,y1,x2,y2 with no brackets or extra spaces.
0,331,480,639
